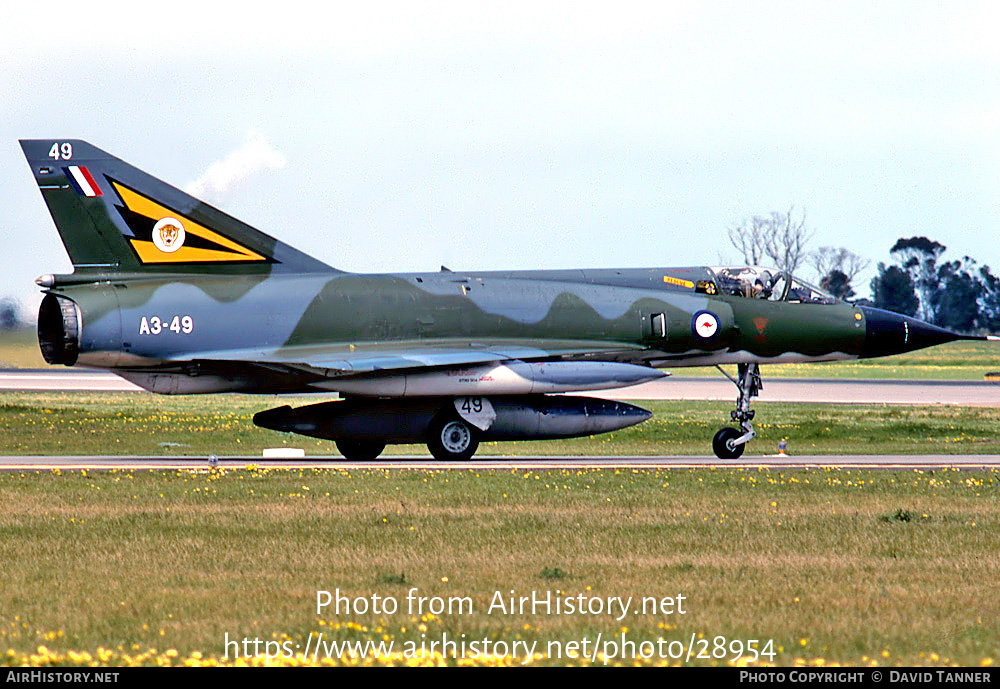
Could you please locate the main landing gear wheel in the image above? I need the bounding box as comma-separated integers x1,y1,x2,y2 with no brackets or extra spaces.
712,362,762,459
335,439,386,461
712,427,745,459
427,416,480,461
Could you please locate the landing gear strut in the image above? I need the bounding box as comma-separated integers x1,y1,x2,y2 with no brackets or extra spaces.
712,363,762,459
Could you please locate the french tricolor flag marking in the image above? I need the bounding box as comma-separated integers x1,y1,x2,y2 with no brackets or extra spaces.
64,165,102,197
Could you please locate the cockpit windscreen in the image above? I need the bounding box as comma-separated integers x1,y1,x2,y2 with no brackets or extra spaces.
708,267,838,304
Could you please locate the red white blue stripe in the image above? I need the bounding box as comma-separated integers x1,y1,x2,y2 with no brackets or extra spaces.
63,165,102,197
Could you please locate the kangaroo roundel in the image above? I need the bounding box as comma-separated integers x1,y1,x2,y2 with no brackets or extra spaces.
152,217,186,253
692,310,719,339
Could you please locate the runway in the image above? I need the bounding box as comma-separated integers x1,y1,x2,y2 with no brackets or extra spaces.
2,370,996,472
1,454,997,471
3,369,1000,406
0,369,141,392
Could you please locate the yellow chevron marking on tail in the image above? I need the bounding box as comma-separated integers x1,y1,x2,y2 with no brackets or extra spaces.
113,182,266,263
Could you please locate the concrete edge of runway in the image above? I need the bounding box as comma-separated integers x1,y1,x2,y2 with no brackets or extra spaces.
2,454,998,472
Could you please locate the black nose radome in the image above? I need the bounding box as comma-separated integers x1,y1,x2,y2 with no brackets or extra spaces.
859,306,973,359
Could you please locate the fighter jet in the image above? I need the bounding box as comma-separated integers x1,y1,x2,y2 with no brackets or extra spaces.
20,140,997,459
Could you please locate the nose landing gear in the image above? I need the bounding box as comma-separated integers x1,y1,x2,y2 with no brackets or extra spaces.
712,363,761,459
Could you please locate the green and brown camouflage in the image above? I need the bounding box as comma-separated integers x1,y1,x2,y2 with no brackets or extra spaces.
20,139,995,459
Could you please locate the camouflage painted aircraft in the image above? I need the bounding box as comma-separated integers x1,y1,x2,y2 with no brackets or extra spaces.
20,140,998,460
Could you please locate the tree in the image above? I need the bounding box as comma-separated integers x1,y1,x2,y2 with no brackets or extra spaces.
870,263,919,316
890,237,946,322
820,269,855,300
0,298,20,331
978,265,1000,333
727,206,814,274
932,259,980,332
809,246,869,300
809,246,870,281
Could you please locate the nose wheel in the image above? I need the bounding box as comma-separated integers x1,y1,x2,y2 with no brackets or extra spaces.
712,427,745,459
713,363,761,459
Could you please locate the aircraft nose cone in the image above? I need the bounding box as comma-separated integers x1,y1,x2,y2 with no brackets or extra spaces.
859,306,967,358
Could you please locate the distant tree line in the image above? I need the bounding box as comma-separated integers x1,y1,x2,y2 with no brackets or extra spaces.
727,207,868,299
728,209,997,334
727,206,814,275
869,237,1000,333
0,298,21,331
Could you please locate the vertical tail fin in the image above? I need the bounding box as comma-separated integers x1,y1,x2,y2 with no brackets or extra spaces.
20,139,335,278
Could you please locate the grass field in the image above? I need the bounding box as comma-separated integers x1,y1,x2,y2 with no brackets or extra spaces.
0,467,997,666
0,329,45,369
1,391,999,457
1,329,997,380
1,347,997,667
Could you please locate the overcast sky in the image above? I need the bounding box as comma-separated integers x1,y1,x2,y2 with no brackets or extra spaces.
2,1,998,316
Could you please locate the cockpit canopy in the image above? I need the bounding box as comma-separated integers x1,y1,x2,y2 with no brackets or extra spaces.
706,266,839,304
